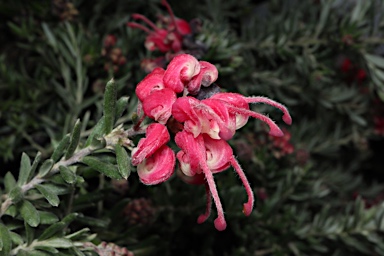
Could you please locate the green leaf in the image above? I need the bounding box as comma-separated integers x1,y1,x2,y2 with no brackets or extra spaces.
25,221,35,246
82,156,122,179
4,172,17,193
26,250,52,256
9,186,23,204
33,246,59,254
9,231,24,245
38,211,59,225
65,119,81,159
20,200,40,227
59,166,77,184
38,238,73,249
30,152,42,179
103,78,117,134
365,54,384,69
38,222,66,241
41,184,69,195
115,144,131,179
51,134,71,162
38,159,54,178
85,118,104,147
42,23,57,51
115,96,130,120
17,152,32,186
35,184,60,207
0,223,12,256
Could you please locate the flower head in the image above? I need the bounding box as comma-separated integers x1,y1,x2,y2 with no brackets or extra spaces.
132,53,291,230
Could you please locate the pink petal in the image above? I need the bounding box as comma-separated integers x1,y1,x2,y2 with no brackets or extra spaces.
135,68,166,101
210,93,250,129
131,123,170,166
175,130,204,173
142,88,177,124
172,97,203,138
137,145,176,185
163,54,200,93
202,135,232,173
186,61,218,95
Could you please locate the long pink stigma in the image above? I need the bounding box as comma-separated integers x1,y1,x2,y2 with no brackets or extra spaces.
225,104,284,137
197,182,212,224
161,0,181,34
244,96,292,125
131,13,160,31
200,161,226,231
230,157,254,216
127,22,153,34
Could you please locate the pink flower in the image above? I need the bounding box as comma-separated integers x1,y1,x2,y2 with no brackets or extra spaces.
175,131,255,231
127,0,191,53
163,54,200,93
131,123,170,165
131,53,292,231
136,145,175,185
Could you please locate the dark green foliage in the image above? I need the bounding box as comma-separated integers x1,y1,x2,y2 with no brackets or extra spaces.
1,0,384,255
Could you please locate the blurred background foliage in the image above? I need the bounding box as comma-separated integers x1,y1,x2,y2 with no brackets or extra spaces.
2,0,384,255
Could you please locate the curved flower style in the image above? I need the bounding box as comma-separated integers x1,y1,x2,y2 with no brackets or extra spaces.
132,53,291,231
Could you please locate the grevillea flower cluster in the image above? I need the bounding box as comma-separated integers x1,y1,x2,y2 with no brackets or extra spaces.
127,0,191,54
131,53,292,231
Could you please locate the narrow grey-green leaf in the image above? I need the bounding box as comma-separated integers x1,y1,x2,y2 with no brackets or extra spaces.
103,78,117,134
39,238,73,248
85,117,104,147
51,134,70,162
365,54,384,69
4,172,17,193
0,223,12,256
25,221,35,245
42,23,57,51
82,156,122,179
29,152,42,179
20,200,40,227
38,222,66,241
59,165,76,184
33,246,59,254
9,231,24,245
115,96,129,120
35,184,60,207
17,152,32,185
38,211,59,225
115,144,131,179
65,119,81,159
9,186,23,204
38,159,54,178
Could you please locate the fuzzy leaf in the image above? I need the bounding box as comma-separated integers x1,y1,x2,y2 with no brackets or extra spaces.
365,54,384,69
33,246,59,254
103,78,117,134
38,211,59,225
51,134,70,162
9,231,23,246
4,172,17,193
17,152,32,186
38,222,66,241
35,184,60,207
38,159,54,178
81,156,122,179
65,119,81,159
115,144,131,179
115,96,130,120
9,186,23,204
20,200,40,227
59,165,76,184
85,118,104,147
29,152,42,180
0,223,12,256
25,221,35,245
39,238,73,249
